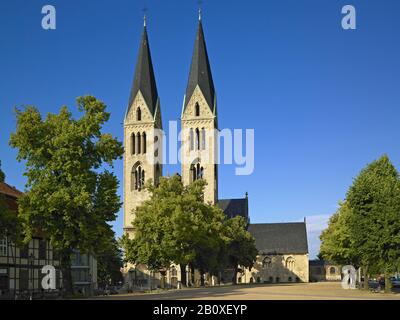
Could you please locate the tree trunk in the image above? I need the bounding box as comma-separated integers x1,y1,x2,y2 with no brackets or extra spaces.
385,271,392,293
60,248,74,297
363,266,369,291
232,265,238,285
180,264,187,287
200,269,205,287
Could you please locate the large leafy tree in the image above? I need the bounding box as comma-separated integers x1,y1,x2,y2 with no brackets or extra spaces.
97,236,124,288
222,216,258,284
121,175,227,287
9,96,123,294
346,155,400,292
319,201,359,266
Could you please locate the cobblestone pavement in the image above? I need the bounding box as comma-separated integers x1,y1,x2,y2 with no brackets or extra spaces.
93,282,400,300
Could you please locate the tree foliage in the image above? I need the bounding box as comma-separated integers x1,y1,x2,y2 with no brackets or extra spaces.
121,175,257,286
222,216,258,284
9,96,124,293
97,236,124,288
320,155,400,292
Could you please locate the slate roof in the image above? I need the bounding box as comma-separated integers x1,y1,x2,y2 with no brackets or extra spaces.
248,222,309,255
126,25,159,118
184,20,215,111
218,198,249,221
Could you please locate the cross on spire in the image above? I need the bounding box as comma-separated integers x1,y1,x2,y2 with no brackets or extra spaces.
198,0,203,21
143,6,148,27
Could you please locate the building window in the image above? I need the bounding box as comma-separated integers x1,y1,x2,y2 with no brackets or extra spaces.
131,133,136,154
195,128,200,150
39,240,46,260
133,164,145,191
288,276,293,282
20,269,29,291
285,257,295,271
137,133,141,154
201,128,206,150
190,163,203,182
142,132,146,154
136,107,141,121
262,257,271,269
330,267,336,275
256,277,261,283
0,238,6,256
189,128,194,151
20,245,29,259
195,103,200,116
154,136,159,158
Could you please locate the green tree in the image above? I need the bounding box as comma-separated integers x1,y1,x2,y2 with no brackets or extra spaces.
222,216,258,284
121,175,226,287
9,96,123,295
320,202,359,266
346,155,400,293
97,236,124,288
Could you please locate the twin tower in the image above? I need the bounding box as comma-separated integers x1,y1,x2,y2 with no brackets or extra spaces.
123,17,219,237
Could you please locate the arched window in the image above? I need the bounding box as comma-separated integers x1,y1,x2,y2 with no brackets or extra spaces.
196,163,201,180
131,133,136,155
132,163,145,191
285,257,295,271
195,128,200,150
201,128,206,150
262,257,272,269
189,128,194,151
142,132,146,154
136,107,141,121
190,162,203,182
195,103,200,116
330,267,336,275
137,133,141,154
154,136,159,158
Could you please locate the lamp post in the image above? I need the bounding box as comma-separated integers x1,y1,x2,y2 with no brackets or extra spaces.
185,265,189,287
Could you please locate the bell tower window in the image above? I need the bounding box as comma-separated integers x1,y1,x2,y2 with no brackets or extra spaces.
136,107,142,121
195,103,200,117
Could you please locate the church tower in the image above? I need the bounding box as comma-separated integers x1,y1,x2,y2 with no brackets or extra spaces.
181,15,218,204
124,19,163,238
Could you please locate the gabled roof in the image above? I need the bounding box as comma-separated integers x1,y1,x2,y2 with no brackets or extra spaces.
0,182,23,199
184,20,215,112
248,222,309,255
218,198,249,221
126,25,159,118
0,182,23,211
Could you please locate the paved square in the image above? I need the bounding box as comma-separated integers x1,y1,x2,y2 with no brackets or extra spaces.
94,282,400,300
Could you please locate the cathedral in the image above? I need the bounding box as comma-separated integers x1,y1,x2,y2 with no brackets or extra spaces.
122,14,309,289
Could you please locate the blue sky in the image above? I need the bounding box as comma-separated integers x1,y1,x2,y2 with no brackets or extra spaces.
1,0,399,259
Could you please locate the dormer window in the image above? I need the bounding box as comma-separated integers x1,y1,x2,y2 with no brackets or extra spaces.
136,107,142,121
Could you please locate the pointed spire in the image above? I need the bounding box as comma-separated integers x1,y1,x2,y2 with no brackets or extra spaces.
184,18,215,112
126,20,159,118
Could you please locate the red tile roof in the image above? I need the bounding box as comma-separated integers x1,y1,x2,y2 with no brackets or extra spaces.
0,182,23,199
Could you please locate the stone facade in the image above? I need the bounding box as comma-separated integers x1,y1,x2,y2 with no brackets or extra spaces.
123,91,163,239
309,260,342,282
181,85,218,205
240,254,309,284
